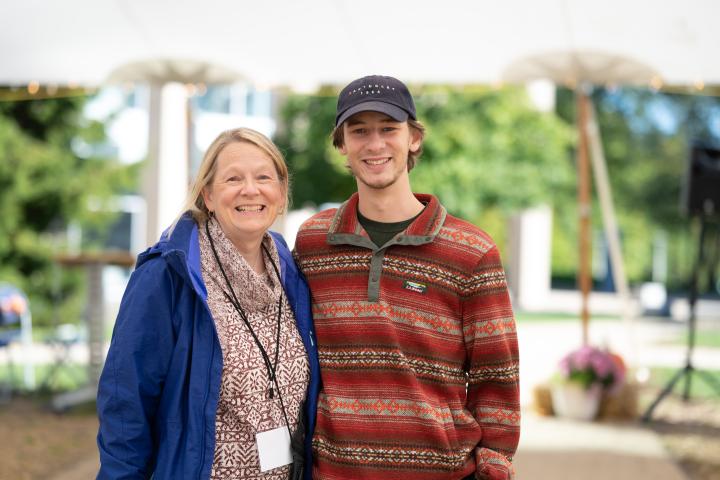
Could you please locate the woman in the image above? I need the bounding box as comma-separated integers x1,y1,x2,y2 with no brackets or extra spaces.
97,128,320,480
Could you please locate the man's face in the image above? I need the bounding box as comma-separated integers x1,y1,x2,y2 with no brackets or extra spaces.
339,111,422,191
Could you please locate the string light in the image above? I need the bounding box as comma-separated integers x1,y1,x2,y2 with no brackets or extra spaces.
27,81,40,95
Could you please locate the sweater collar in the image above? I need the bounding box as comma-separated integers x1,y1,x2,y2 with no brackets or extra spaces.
327,193,446,248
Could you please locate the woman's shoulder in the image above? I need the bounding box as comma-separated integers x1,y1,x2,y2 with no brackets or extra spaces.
269,230,289,248
126,255,178,295
268,231,305,282
269,231,293,261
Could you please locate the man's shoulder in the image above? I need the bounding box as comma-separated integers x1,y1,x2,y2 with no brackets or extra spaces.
436,212,498,256
297,208,337,234
294,208,337,257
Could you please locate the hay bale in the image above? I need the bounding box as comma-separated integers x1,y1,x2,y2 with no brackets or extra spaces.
531,383,554,416
533,382,639,420
598,382,639,420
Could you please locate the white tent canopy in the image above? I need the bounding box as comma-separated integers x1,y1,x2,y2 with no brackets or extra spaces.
2,0,719,89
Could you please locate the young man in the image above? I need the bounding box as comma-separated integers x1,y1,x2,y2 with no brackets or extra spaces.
293,75,520,480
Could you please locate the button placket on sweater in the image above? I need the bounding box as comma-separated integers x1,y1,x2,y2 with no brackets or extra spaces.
367,248,385,302
328,233,435,303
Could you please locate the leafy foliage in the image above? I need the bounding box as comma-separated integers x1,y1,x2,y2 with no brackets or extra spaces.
555,87,720,289
274,87,356,208
411,86,574,221
0,94,137,326
276,85,575,229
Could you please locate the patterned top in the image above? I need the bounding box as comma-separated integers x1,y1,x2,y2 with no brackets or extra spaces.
200,218,310,480
294,193,520,480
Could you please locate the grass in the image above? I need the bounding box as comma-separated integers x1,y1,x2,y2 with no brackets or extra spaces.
682,330,720,349
648,366,720,400
659,330,720,349
0,363,88,393
515,311,620,323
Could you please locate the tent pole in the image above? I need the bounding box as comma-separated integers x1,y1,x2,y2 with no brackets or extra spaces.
585,99,637,364
577,88,592,346
143,82,190,247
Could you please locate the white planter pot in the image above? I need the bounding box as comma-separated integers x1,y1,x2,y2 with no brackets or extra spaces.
551,383,602,421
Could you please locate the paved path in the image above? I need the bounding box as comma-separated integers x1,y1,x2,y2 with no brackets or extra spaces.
514,411,688,479
512,317,704,479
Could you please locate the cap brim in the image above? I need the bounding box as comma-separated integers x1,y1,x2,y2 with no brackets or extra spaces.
336,101,409,127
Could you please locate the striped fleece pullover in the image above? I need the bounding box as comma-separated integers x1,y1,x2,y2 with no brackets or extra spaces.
293,193,520,480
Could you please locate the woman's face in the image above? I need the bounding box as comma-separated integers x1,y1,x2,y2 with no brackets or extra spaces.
202,141,284,249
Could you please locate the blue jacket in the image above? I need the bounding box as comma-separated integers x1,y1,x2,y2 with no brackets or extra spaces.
97,213,320,479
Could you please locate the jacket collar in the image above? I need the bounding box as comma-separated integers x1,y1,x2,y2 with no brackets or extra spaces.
327,192,446,249
136,212,297,301
135,212,206,298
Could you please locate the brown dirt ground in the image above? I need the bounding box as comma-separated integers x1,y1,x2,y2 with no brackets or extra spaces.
0,388,718,480
0,396,98,480
641,390,720,480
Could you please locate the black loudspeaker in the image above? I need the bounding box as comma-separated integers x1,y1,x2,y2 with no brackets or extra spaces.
682,143,720,218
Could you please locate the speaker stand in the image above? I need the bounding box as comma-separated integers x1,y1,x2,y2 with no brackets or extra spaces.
642,217,720,422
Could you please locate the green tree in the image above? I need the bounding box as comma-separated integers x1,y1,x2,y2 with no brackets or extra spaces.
0,93,136,326
274,88,356,208
276,85,575,230
555,87,720,290
411,86,574,222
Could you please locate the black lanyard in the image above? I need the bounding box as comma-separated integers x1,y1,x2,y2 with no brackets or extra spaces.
205,220,298,458
205,220,285,402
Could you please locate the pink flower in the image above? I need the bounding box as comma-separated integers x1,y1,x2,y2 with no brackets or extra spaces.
557,345,625,392
558,358,571,376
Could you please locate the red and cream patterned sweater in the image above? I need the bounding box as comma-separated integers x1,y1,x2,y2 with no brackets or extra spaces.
293,193,520,480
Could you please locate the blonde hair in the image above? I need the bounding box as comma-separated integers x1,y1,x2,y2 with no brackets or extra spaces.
178,127,290,226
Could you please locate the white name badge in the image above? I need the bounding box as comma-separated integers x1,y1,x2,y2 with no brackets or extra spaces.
256,426,292,472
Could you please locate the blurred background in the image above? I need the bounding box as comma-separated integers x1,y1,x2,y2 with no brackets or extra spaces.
0,1,719,479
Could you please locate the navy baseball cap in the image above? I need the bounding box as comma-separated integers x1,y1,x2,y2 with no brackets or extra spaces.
335,75,417,128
